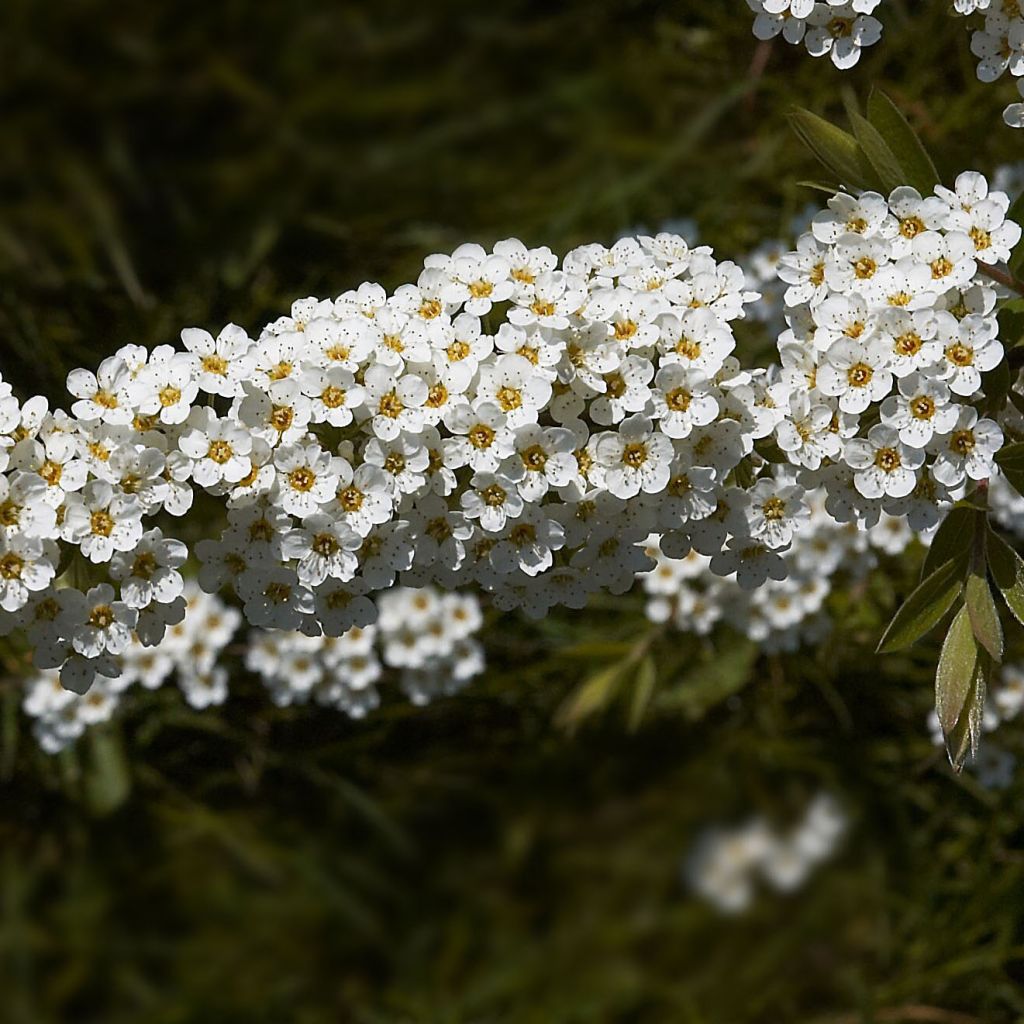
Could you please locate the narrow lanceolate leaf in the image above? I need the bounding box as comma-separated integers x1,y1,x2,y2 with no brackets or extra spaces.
921,505,980,581
965,572,1004,661
628,655,657,733
865,90,940,195
849,113,903,194
935,605,978,739
987,526,1024,626
556,659,628,730
943,648,989,773
876,558,964,654
788,109,872,191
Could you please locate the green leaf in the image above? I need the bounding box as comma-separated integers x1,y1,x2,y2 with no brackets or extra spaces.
1008,192,1024,278
627,655,657,733
921,505,980,581
876,558,964,654
935,604,978,737
982,358,1012,417
943,649,989,773
987,526,1024,626
995,442,1024,498
788,109,873,191
965,571,1004,661
849,112,903,194
663,640,758,721
796,180,844,195
84,728,131,816
556,659,630,730
865,89,940,194
997,296,1024,350
995,440,1024,472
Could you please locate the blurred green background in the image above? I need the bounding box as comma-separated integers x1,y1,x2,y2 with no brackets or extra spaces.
3,1,1024,1021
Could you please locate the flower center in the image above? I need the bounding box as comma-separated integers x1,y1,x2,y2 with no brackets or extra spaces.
496,386,523,412
469,424,496,450
158,385,182,408
614,320,638,342
521,444,548,471
622,443,648,468
378,391,405,419
201,354,228,376
208,439,234,464
945,342,974,367
874,447,902,472
900,216,925,239
853,256,877,280
90,509,115,537
894,332,922,356
40,460,63,486
847,362,873,388
482,484,507,507
0,552,24,580
951,430,976,456
337,486,364,512
288,467,317,493
321,385,347,409
910,395,936,420
89,604,115,629
969,227,992,251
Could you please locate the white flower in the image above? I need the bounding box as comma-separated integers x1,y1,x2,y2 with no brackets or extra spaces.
66,356,134,425
845,425,925,499
746,479,810,549
931,407,1003,485
501,424,579,501
594,415,674,498
650,366,719,439
59,583,138,658
181,323,252,397
109,528,188,609
61,480,143,562
0,533,57,612
134,347,199,425
804,3,883,69
272,443,340,518
179,408,254,487
282,514,362,586
460,472,523,533
816,338,893,413
879,372,959,448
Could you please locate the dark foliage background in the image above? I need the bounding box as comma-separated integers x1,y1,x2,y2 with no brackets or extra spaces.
3,1,1024,1021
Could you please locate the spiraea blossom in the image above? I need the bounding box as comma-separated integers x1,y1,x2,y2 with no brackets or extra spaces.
0,170,1019,709
745,0,1024,130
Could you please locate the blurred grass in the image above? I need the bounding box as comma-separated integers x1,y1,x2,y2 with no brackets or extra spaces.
3,1,1024,1021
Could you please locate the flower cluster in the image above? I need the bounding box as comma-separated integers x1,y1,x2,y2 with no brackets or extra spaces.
772,172,1017,531
964,0,1024,128
746,0,1024,129
745,0,883,68
684,792,848,914
642,498,919,652
21,583,484,753
245,585,483,717
0,170,1017,702
22,583,239,753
